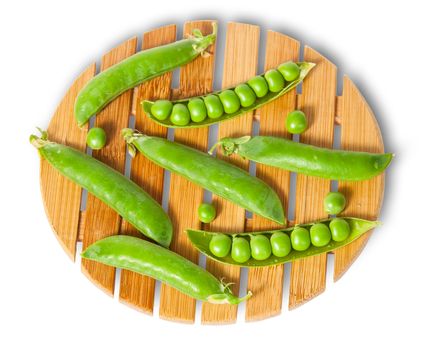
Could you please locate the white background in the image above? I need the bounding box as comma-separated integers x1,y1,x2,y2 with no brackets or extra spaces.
1,0,423,349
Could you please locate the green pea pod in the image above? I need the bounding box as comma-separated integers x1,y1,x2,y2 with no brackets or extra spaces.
209,135,393,181
30,129,173,247
122,129,286,225
74,23,217,127
81,235,252,304
186,217,380,267
142,62,315,128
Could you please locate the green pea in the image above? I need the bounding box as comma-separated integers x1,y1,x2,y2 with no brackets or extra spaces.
270,232,291,257
170,103,190,126
234,83,256,107
329,218,351,242
151,100,173,121
209,235,232,258
250,235,272,260
247,76,269,98
198,203,216,223
219,90,241,114
264,69,286,92
278,61,300,82
203,95,224,119
291,227,311,251
231,237,251,263
324,192,346,215
286,110,308,134
86,127,107,150
310,223,332,247
188,98,207,123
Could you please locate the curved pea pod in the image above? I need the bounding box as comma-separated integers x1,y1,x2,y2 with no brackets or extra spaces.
81,235,252,304
122,129,286,225
30,129,173,247
74,23,217,127
142,62,315,128
210,135,393,181
186,217,380,267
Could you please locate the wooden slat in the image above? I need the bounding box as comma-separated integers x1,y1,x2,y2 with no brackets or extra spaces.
202,22,260,324
245,31,299,321
119,25,176,314
81,38,137,295
159,20,216,323
289,46,337,309
333,76,385,280
40,64,95,260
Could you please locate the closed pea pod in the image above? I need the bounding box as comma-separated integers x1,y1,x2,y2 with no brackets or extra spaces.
82,235,251,304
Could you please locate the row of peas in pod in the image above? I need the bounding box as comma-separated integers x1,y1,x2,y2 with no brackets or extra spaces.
150,61,301,126
208,218,351,263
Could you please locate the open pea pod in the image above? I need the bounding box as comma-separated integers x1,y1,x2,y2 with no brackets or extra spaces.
186,217,380,267
142,61,315,128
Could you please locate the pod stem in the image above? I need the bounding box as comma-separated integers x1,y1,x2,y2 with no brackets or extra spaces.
207,290,253,305
191,22,217,55
121,128,144,158
29,127,50,149
208,135,251,156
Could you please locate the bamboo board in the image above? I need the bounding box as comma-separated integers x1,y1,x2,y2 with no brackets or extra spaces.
39,20,386,323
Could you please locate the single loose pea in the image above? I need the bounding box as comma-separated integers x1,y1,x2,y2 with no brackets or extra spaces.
151,100,173,121
219,90,241,114
247,76,269,98
329,218,351,242
270,232,291,257
198,203,216,223
231,237,251,263
250,235,272,260
170,103,190,126
324,191,346,215
310,223,332,247
209,235,232,258
291,227,311,251
188,98,207,123
286,110,308,134
234,83,256,107
264,69,286,92
86,127,107,150
203,95,224,119
278,61,300,81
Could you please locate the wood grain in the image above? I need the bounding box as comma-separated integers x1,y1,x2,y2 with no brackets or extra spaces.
40,64,95,260
119,25,176,314
333,76,385,281
202,22,260,324
289,46,337,309
159,20,217,323
245,31,299,321
81,38,138,295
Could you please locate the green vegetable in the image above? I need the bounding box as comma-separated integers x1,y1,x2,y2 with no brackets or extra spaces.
151,100,173,121
188,98,207,123
30,129,172,247
209,235,232,258
82,235,251,304
142,62,315,128
278,61,300,81
291,227,311,251
330,218,351,242
198,203,216,223
270,232,291,257
170,103,190,126
186,217,380,267
210,135,393,181
86,127,107,150
324,191,346,214
310,223,332,247
123,129,286,225
74,23,217,127
250,235,272,260
285,110,308,134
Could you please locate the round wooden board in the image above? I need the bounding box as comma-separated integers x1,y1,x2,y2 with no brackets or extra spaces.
39,20,385,324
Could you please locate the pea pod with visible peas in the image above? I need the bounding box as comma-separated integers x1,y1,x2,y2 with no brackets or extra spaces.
186,217,380,267
82,235,252,304
143,61,315,128
122,129,286,225
74,23,217,127
30,129,173,247
209,135,393,181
